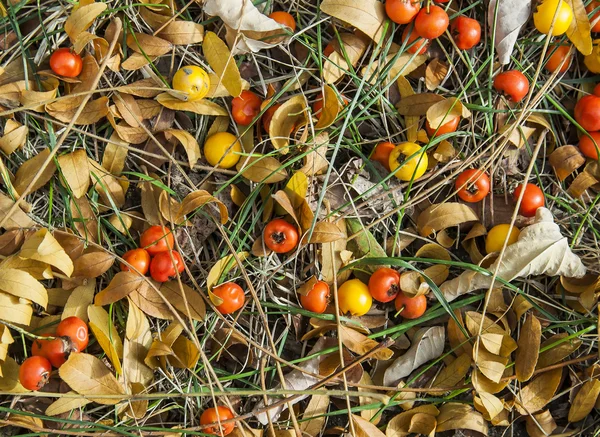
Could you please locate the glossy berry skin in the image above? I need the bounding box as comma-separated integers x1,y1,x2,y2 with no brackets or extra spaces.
338,279,372,316
394,292,427,319
19,356,52,391
204,132,242,169
385,0,421,25
213,282,245,315
414,5,449,40
451,16,481,50
32,335,70,368
545,45,572,73
587,0,600,33
262,103,281,133
389,142,428,181
50,48,83,78
493,70,529,103
402,27,430,54
200,406,235,436
455,169,490,203
485,224,520,253
533,0,574,36
149,250,184,282
368,268,401,303
513,183,545,217
120,248,151,275
425,117,460,137
269,11,296,31
372,142,396,171
56,316,89,352
172,66,210,101
574,95,600,131
594,84,600,97
140,226,174,256
263,219,299,254
231,90,262,126
579,132,600,159
300,280,330,314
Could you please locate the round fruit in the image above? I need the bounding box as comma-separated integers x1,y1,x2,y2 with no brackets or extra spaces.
579,132,600,159
594,84,600,97
385,0,421,24
402,26,430,54
19,356,52,391
493,70,529,103
49,48,83,78
389,142,428,181
56,316,89,352
414,5,449,40
451,16,481,50
425,117,460,137
149,250,185,283
368,267,401,303
394,292,427,319
32,335,70,368
140,226,174,256
545,45,572,73
231,90,262,126
513,183,545,217
172,66,210,101
372,142,396,171
269,11,296,31
338,279,372,316
200,406,235,436
574,95,600,131
212,282,245,315
485,224,521,253
300,280,330,314
204,132,242,169
455,169,490,203
586,0,600,33
533,0,574,36
263,219,299,254
120,248,151,275
262,103,281,133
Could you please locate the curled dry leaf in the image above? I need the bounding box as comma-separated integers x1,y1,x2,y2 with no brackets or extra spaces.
236,155,288,184
488,0,532,65
383,327,445,387
270,95,308,152
203,31,243,98
526,410,557,437
179,190,228,225
339,326,393,360
426,97,471,130
387,405,439,437
515,368,563,415
299,132,329,176
59,353,126,405
435,403,488,435
566,0,593,55
396,93,445,117
417,203,478,237
20,228,74,277
320,0,386,43
65,2,107,42
440,208,586,302
146,322,199,370
548,145,585,181
515,314,541,382
324,32,369,84
163,129,201,168
0,120,27,154
474,392,504,422
0,356,27,392
88,305,123,374
58,150,90,199
46,393,92,416
203,0,293,54
315,85,341,129
425,59,449,91
568,378,600,422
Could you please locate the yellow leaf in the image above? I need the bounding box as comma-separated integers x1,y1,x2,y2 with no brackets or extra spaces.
88,305,124,374
436,403,488,434
95,271,145,306
351,414,386,437
230,185,247,207
304,221,346,244
417,203,478,237
58,150,90,199
126,33,172,57
315,85,341,129
62,280,96,321
426,97,471,130
320,0,387,43
157,21,204,45
323,32,369,84
46,392,92,416
0,356,28,392
156,93,228,115
178,190,228,225
515,368,563,415
236,155,288,184
568,379,600,422
14,148,56,195
163,129,201,168
203,31,242,97
0,122,27,155
339,326,393,360
429,353,471,392
300,394,329,436
566,0,593,55
270,95,309,153
0,267,47,309
64,2,107,41
515,314,541,382
206,252,249,291
58,353,126,405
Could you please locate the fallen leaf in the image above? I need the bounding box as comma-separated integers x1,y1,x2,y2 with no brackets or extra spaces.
156,93,228,116
299,132,329,176
158,21,204,45
396,93,445,116
88,304,124,374
178,190,228,225
95,271,146,306
526,410,557,437
163,129,201,168
20,228,74,277
426,97,471,130
387,405,440,437
65,2,107,41
320,0,387,43
515,314,541,382
488,0,532,64
549,145,585,181
58,150,90,199
0,194,34,230
339,326,393,360
568,378,600,422
436,403,488,434
59,353,126,405
0,292,33,325
236,155,287,184
126,32,172,56
425,59,449,90
14,148,56,195
537,333,582,368
45,393,92,416
270,95,308,153
429,353,471,393
352,414,386,437
203,31,242,98
300,394,329,437
0,121,27,154
515,368,563,415
566,0,593,55
305,221,346,244
383,327,445,387
417,203,478,237
346,218,387,273
206,252,249,291
323,32,369,84
0,268,47,309
62,280,96,321
72,251,115,278
440,208,586,301
0,356,27,392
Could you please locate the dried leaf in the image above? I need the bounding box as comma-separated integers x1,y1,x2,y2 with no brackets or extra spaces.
0,268,47,309
95,271,145,306
163,129,201,168
270,95,308,152
72,251,115,278
429,353,471,393
425,59,449,91
114,93,142,127
426,97,471,130
126,32,172,56
65,2,107,41
300,394,329,437
515,314,541,382
537,333,581,368
158,21,204,45
299,132,329,176
488,0,532,64
88,305,123,374
236,155,287,184
178,190,228,224
156,93,227,115
515,368,562,415
20,228,74,277
46,393,92,416
0,356,27,392
352,414,387,437
396,93,445,116
417,203,478,237
305,221,346,244
320,0,386,42
339,326,393,360
0,194,34,230
441,208,586,301
14,148,56,195
58,150,90,198
566,0,593,55
383,327,445,387
203,31,242,98
526,410,557,437
206,252,249,291
0,122,27,154
436,403,488,434
62,281,96,321
568,379,600,422
315,85,341,129
549,145,585,181
324,32,369,84
59,353,126,405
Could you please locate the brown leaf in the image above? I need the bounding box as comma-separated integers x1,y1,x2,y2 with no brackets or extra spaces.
515,368,563,415
95,271,145,306
436,403,488,434
425,59,449,90
0,120,27,154
58,353,126,405
270,95,308,152
315,85,341,129
549,145,585,181
203,31,242,97
157,21,204,45
299,132,329,176
0,292,33,325
0,194,34,230
525,410,557,437
426,97,471,129
163,129,201,167
72,251,115,278
537,333,581,368
114,93,143,127
14,148,56,195
320,0,386,42
417,203,478,237
396,93,445,116
126,32,172,56
178,190,228,225
118,78,165,98
351,414,386,437
58,150,90,198
47,97,109,125
568,379,600,422
65,2,107,41
160,281,206,321
305,221,346,244
338,326,393,360
156,93,227,115
515,314,541,382
429,353,471,392
236,155,287,184
300,394,329,437
70,196,98,242
102,133,129,175
323,32,369,84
